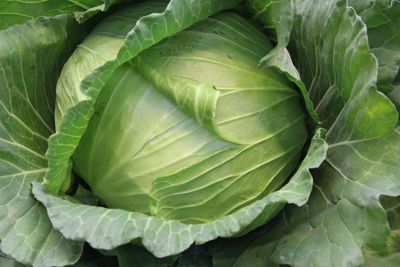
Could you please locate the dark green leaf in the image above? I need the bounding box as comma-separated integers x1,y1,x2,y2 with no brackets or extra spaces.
0,0,121,30
349,0,400,92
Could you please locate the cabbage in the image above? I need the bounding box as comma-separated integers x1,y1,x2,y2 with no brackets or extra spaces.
56,6,307,223
0,0,398,266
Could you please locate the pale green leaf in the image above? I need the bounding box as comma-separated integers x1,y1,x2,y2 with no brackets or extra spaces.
0,14,86,267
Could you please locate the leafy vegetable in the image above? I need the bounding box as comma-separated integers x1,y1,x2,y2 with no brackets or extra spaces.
59,4,309,222
0,0,399,266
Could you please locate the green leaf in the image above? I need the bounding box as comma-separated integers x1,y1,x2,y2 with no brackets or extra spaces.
208,129,400,267
175,247,212,267
222,0,400,266
0,0,120,30
245,0,319,124
349,0,400,92
208,225,280,267
0,249,24,267
0,15,85,267
291,1,397,135
360,195,400,267
109,245,178,267
362,252,400,267
69,244,118,267
273,131,400,266
389,81,400,111
382,196,400,231
33,129,327,258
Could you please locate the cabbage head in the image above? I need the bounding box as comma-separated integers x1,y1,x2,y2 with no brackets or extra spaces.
55,3,307,223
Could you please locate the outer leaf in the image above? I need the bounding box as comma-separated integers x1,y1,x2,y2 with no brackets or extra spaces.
33,129,327,258
0,249,24,267
389,80,400,111
382,196,400,230
69,244,118,267
208,130,400,267
291,1,397,135
349,0,400,92
362,253,400,267
0,15,86,266
272,130,400,267
360,195,400,267
208,224,279,267
109,245,178,267
0,0,120,30
227,0,400,266
244,0,319,124
174,247,212,267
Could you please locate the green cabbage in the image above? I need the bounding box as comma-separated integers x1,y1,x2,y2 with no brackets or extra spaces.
1,0,398,265
56,5,307,223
